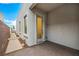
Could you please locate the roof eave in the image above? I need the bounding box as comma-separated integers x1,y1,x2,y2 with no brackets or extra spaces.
30,3,37,10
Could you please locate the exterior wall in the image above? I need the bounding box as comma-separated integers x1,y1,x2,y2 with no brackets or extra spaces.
47,4,79,50
16,3,37,46
0,15,10,55
16,3,47,46
32,7,47,43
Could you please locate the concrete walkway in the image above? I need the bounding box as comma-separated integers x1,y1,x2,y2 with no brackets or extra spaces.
5,32,23,54
6,41,79,56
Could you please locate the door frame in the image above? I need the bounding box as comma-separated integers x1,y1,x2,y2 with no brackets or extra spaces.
36,14,45,43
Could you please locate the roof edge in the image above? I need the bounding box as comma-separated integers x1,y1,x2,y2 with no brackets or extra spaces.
30,3,37,10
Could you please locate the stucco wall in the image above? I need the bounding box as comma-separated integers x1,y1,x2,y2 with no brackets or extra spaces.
16,3,47,46
0,20,10,55
47,4,79,50
32,7,47,43
16,3,37,46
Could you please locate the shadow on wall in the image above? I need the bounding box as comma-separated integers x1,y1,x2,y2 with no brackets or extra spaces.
46,4,79,50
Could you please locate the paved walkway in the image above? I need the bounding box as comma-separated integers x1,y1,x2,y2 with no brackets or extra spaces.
6,41,79,56
5,32,23,54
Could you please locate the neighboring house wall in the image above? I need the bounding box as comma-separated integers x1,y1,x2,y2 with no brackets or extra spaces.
47,4,79,50
0,15,10,55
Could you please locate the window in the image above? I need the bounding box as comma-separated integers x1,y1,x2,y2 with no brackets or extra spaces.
24,15,27,34
19,21,21,33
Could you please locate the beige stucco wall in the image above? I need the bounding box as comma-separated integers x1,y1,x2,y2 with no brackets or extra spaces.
32,7,47,43
16,3,47,46
16,3,37,46
47,4,79,50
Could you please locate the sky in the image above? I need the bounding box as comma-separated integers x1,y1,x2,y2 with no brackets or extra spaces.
0,3,21,28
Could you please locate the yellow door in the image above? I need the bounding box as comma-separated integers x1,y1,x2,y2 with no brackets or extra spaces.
37,15,43,39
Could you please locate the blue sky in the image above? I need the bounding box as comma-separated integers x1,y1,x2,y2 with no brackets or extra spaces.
0,3,21,27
